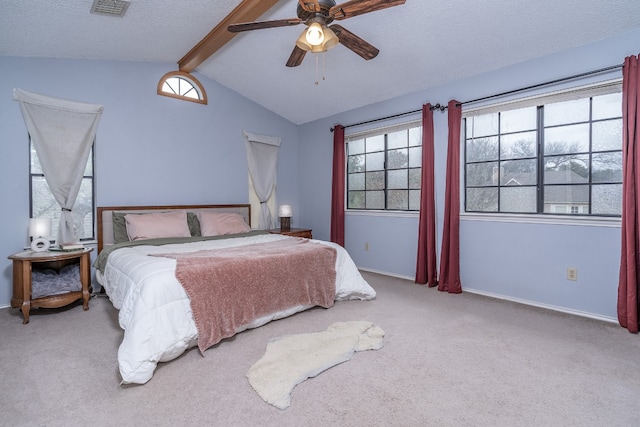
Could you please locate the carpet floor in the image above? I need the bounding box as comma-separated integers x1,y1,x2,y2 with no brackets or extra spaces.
1,271,639,426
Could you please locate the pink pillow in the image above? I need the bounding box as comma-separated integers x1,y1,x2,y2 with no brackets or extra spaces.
196,212,250,236
125,210,191,241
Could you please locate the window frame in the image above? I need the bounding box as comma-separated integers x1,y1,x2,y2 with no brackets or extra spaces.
462,80,623,219
29,136,96,242
157,71,208,105
346,120,423,212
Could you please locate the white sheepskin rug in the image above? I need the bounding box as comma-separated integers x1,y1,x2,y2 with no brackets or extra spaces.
246,321,385,410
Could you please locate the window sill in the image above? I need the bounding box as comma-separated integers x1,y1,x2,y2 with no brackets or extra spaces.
461,212,621,228
346,210,419,219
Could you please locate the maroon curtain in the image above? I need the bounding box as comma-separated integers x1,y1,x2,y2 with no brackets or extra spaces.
618,54,640,333
415,104,438,286
330,125,345,247
438,100,462,294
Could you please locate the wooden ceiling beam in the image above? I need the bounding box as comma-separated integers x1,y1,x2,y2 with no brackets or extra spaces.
178,0,280,72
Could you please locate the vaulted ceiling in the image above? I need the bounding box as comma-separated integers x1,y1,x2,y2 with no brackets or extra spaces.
2,0,640,124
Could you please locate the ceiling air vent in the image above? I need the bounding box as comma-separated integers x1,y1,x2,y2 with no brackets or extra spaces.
91,0,130,17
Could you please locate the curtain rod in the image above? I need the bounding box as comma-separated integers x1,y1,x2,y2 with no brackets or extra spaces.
329,104,446,133
456,63,623,107
330,63,623,132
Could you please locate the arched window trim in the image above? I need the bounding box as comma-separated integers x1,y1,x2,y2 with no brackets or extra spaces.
157,71,208,105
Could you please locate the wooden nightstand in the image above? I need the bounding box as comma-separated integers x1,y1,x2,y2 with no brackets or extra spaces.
269,228,313,239
8,248,93,324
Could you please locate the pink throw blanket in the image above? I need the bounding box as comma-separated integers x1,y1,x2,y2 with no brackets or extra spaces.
155,238,337,354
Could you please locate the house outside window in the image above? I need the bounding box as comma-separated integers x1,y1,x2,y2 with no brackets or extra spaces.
30,139,95,241
464,82,622,217
346,121,422,211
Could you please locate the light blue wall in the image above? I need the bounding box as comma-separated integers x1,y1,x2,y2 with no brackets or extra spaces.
0,57,300,307
298,28,640,321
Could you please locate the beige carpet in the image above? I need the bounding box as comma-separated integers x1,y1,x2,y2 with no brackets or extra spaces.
1,271,639,426
247,321,384,409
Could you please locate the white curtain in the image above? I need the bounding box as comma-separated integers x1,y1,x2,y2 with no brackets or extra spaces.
243,130,280,230
13,88,103,244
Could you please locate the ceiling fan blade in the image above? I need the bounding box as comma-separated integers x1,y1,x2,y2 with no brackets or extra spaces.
330,0,406,20
286,46,307,67
329,24,379,60
298,0,321,13
228,18,302,33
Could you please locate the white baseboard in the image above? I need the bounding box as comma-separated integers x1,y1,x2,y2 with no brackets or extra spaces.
357,266,618,324
463,287,618,324
358,266,415,282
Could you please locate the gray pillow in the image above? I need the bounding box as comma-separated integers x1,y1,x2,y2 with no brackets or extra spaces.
187,212,201,237
112,212,129,244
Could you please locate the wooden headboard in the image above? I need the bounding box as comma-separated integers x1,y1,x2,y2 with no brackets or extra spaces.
96,204,251,253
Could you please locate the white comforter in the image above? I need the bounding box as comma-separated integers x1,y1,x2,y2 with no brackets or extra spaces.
97,233,376,384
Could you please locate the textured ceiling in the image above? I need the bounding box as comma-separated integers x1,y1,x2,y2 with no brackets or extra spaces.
2,0,640,124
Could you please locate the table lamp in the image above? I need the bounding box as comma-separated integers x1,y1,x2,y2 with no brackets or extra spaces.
278,205,292,231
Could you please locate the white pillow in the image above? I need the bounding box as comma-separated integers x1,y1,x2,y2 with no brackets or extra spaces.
196,212,250,236
125,210,191,241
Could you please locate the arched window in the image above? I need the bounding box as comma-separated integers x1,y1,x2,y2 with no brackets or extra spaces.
157,71,207,104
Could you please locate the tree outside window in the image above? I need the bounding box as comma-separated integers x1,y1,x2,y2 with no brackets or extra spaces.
347,123,422,211
464,89,622,216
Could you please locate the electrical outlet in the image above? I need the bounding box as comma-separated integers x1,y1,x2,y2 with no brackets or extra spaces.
364,242,369,251
567,267,578,281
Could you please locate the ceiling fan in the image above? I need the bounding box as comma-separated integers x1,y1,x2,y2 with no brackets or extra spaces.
227,0,406,67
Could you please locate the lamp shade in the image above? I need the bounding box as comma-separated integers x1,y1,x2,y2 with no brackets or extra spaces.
295,30,313,51
322,26,339,50
29,218,51,252
29,218,51,238
278,205,292,231
278,205,293,218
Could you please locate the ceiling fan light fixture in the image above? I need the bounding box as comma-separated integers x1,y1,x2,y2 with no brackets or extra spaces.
295,30,313,51
322,26,339,50
296,25,338,53
305,22,325,46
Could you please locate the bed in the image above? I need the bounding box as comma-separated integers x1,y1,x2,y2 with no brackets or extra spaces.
94,204,376,385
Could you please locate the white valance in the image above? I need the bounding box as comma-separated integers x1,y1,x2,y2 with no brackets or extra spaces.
242,130,281,147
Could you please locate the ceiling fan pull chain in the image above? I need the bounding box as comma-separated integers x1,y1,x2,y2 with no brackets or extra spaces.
323,52,326,82
313,53,327,86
